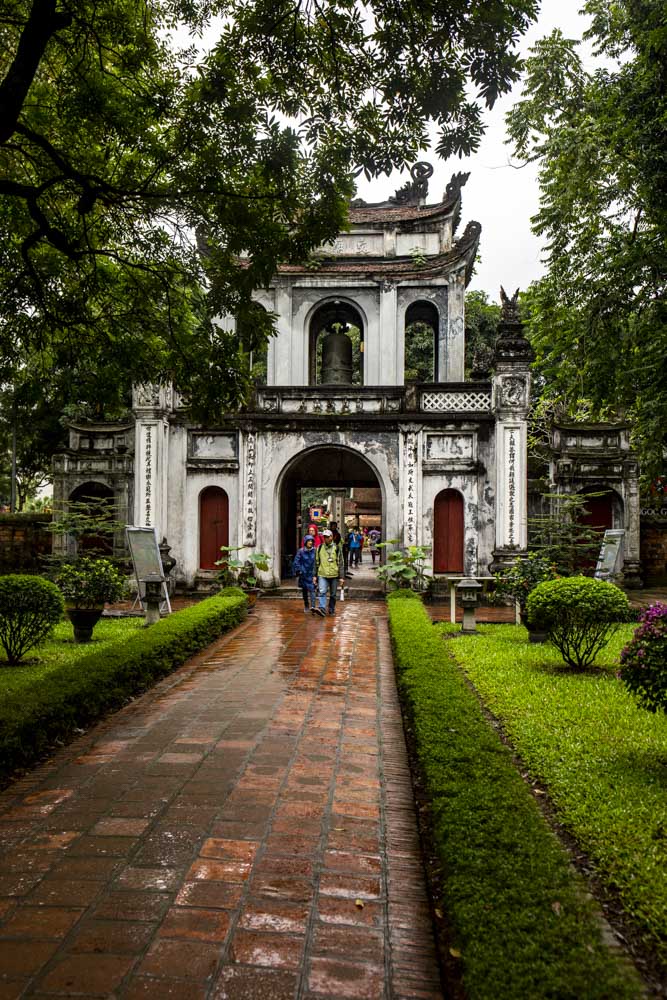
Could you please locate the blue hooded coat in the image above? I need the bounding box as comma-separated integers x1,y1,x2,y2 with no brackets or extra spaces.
292,537,316,589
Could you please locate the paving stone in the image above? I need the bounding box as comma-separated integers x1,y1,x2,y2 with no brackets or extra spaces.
0,602,442,998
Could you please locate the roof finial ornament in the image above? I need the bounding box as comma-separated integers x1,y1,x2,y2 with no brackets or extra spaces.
500,286,521,323
389,162,433,206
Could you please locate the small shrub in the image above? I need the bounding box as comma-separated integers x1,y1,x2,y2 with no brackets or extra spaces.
55,557,126,607
527,576,629,669
217,586,247,599
386,589,421,601
0,575,65,665
619,602,667,713
491,552,559,623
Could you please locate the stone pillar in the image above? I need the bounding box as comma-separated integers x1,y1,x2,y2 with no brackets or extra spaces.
399,424,422,546
622,459,643,587
491,291,534,571
132,385,172,538
443,266,465,381
379,281,399,385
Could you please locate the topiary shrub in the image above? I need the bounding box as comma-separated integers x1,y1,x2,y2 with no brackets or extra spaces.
526,576,629,669
619,602,667,713
386,589,421,601
0,575,65,665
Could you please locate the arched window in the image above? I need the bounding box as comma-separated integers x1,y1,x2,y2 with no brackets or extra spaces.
308,301,364,386
433,489,464,573
199,487,229,569
405,301,438,382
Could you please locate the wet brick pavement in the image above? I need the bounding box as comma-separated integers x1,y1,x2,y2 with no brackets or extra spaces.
0,601,442,999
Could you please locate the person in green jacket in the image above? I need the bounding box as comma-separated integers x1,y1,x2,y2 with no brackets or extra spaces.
314,529,345,617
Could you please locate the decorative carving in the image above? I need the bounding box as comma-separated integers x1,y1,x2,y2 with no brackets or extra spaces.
389,162,433,206
445,171,470,201
500,286,521,323
501,376,526,408
457,220,482,246
135,384,161,407
144,426,153,526
243,432,257,546
507,429,517,545
404,431,419,545
421,390,491,412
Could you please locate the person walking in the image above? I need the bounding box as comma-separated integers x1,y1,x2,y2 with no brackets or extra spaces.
307,524,323,547
314,529,344,616
348,528,362,567
369,527,381,565
292,535,316,612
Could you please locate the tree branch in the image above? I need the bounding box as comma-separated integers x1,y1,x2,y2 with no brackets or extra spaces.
0,0,73,145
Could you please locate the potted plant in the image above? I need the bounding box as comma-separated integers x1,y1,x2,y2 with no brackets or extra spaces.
491,552,559,641
215,546,270,607
55,557,126,642
376,542,433,594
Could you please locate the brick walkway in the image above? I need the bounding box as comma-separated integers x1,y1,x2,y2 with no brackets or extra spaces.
0,602,442,999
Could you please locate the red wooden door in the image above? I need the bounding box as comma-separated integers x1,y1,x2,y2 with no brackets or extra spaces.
433,490,464,573
199,487,229,569
580,494,614,532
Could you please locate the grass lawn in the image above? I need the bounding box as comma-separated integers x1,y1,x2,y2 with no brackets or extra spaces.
388,595,645,999
0,616,145,698
439,621,667,967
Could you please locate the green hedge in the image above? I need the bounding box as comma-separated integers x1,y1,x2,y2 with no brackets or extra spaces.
387,597,642,1000
0,593,247,785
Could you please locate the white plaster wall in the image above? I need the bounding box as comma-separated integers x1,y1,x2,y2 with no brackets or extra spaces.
179,470,241,585
250,429,402,586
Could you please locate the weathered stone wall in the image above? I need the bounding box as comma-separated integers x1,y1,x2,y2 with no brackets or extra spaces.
640,516,667,584
0,514,52,573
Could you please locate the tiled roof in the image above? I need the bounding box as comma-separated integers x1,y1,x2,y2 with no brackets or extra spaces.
277,222,481,282
347,197,457,225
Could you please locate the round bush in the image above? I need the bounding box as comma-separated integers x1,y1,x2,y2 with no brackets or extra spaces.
619,602,667,713
526,576,629,669
55,558,126,608
0,574,64,665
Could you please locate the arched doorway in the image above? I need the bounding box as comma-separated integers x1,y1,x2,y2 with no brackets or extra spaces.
404,301,438,382
68,482,115,556
433,489,464,573
199,487,229,569
308,301,364,386
278,446,384,582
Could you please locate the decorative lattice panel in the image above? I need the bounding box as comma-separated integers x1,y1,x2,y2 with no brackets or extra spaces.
421,391,491,412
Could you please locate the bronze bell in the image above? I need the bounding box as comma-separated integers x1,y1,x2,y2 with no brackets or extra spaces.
321,329,353,384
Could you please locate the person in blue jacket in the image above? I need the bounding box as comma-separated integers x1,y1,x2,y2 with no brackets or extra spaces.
292,535,316,612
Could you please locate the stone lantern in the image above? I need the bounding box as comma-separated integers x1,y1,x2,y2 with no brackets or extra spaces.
457,577,482,634
142,574,164,626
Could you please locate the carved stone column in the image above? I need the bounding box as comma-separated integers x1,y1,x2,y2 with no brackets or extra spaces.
400,424,422,546
622,460,643,588
491,291,534,571
132,384,173,537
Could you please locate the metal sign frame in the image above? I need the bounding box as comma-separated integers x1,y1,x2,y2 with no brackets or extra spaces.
125,525,172,613
594,529,625,581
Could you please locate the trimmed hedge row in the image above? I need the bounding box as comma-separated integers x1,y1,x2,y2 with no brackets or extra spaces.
387,597,642,1000
0,593,247,785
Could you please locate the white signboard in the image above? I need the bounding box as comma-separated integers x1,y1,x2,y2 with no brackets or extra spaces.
126,526,171,612
594,529,625,581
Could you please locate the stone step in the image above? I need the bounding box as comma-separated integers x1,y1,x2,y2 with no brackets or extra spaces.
262,587,384,602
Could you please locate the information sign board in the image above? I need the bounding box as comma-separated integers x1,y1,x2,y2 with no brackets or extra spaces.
126,526,171,613
594,529,625,581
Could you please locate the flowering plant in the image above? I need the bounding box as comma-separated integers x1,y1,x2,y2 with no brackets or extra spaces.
619,603,667,713
491,552,559,624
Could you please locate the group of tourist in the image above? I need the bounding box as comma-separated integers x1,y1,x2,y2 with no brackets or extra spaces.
292,522,381,616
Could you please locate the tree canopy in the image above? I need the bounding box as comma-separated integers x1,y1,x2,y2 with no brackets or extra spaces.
1,0,538,423
507,0,667,479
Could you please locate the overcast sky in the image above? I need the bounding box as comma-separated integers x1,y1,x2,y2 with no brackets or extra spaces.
355,0,592,300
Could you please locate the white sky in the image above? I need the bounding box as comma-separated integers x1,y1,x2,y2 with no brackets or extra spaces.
355,0,592,300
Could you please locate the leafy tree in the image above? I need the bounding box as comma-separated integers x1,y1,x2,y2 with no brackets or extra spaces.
507,1,667,479
464,290,501,376
404,321,435,382
1,0,538,421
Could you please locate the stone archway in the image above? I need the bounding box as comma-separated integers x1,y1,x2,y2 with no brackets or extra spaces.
308,301,365,386
277,445,385,580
